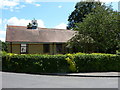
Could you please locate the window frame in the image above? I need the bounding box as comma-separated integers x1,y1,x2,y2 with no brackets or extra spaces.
20,44,28,54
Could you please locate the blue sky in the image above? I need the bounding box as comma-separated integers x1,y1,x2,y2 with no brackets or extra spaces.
0,0,119,41
2,2,76,28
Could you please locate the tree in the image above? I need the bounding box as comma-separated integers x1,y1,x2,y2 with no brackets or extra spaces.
67,33,95,53
67,5,120,54
0,41,8,52
67,0,102,29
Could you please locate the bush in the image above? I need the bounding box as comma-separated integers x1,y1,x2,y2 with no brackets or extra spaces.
2,52,120,74
74,54,120,72
65,54,76,72
2,53,70,73
116,50,120,55
1,41,8,52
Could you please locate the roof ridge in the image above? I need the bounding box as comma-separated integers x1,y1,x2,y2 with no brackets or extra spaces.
7,25,71,31
7,25,26,28
39,27,70,31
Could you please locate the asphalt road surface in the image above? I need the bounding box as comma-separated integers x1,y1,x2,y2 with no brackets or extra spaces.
2,72,118,88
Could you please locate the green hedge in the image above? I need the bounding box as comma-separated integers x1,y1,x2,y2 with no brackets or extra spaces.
74,54,120,72
2,53,70,73
2,52,120,73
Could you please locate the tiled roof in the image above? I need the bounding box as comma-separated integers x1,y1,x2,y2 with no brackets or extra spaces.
6,25,76,43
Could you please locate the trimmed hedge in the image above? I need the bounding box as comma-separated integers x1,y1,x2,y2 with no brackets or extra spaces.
2,52,120,73
2,53,70,73
74,54,120,72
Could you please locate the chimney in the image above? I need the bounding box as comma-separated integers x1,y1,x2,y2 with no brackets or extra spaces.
27,18,38,29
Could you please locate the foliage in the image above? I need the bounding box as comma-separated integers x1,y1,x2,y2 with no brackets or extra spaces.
67,4,120,54
0,41,1,51
116,50,120,55
67,0,103,29
67,33,95,53
65,54,76,72
2,53,70,73
0,41,8,52
74,54,120,72
2,52,120,73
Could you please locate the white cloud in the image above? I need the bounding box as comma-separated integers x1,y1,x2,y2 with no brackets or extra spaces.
37,20,45,28
2,0,19,7
0,38,5,42
7,17,30,26
0,0,19,9
58,5,62,8
20,0,120,2
24,0,34,3
14,5,25,11
0,30,6,42
99,0,119,2
0,0,40,11
10,7,14,12
0,0,26,12
24,0,41,7
35,4,41,7
21,5,26,8
6,17,45,28
0,31,6,35
54,23,67,29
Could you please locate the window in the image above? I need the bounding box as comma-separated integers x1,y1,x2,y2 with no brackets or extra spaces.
21,44,27,54
56,44,62,53
43,44,50,53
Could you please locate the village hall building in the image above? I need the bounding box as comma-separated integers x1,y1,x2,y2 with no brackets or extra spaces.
6,19,75,54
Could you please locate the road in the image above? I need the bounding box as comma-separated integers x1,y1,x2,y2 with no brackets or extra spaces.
2,72,118,88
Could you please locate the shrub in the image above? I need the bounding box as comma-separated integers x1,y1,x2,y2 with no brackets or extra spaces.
1,41,8,52
65,54,76,72
2,52,120,73
116,50,120,55
74,54,120,72
2,53,70,73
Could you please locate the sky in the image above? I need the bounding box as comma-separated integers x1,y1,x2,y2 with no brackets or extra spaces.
0,0,119,42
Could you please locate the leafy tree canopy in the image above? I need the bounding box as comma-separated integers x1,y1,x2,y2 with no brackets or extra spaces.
0,41,8,52
67,4,120,54
67,0,107,29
